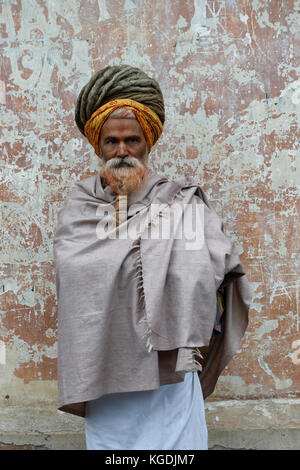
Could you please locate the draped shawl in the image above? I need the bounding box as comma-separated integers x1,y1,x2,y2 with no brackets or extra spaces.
53,170,252,417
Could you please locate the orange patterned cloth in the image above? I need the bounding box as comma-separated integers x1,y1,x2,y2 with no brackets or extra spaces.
84,99,163,156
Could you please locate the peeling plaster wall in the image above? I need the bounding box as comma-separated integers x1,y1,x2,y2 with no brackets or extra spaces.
0,0,299,448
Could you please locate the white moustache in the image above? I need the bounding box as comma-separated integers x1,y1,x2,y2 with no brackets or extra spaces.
106,157,144,169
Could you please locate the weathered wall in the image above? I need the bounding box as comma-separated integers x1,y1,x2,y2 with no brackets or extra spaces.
0,0,299,449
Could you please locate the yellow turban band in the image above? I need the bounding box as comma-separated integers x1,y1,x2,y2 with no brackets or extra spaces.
84,99,163,156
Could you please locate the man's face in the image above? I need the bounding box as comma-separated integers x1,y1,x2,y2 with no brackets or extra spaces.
99,118,148,162
98,117,149,195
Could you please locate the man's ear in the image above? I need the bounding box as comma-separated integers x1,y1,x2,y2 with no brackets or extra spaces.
98,148,104,160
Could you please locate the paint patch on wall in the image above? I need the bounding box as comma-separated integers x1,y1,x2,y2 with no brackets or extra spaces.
0,80,6,104
0,341,6,365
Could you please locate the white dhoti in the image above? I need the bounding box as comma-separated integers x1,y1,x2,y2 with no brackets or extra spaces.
85,371,208,450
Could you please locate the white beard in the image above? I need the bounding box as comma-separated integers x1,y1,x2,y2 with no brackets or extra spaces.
100,155,149,195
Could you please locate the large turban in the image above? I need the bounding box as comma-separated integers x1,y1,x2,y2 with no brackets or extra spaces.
75,65,165,155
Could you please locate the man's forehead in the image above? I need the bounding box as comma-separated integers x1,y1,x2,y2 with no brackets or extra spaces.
101,117,144,136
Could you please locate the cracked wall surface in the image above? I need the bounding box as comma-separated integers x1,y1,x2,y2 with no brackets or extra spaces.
0,0,299,438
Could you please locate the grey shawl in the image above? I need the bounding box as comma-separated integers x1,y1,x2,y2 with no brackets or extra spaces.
53,170,252,417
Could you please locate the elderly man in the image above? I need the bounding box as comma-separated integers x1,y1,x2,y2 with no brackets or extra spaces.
53,65,251,450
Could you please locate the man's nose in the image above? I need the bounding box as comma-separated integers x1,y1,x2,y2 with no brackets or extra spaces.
117,141,128,157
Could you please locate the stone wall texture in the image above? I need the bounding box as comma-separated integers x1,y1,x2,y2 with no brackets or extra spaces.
0,0,299,450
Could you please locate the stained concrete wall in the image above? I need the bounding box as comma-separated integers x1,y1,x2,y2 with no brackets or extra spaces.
0,0,299,450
